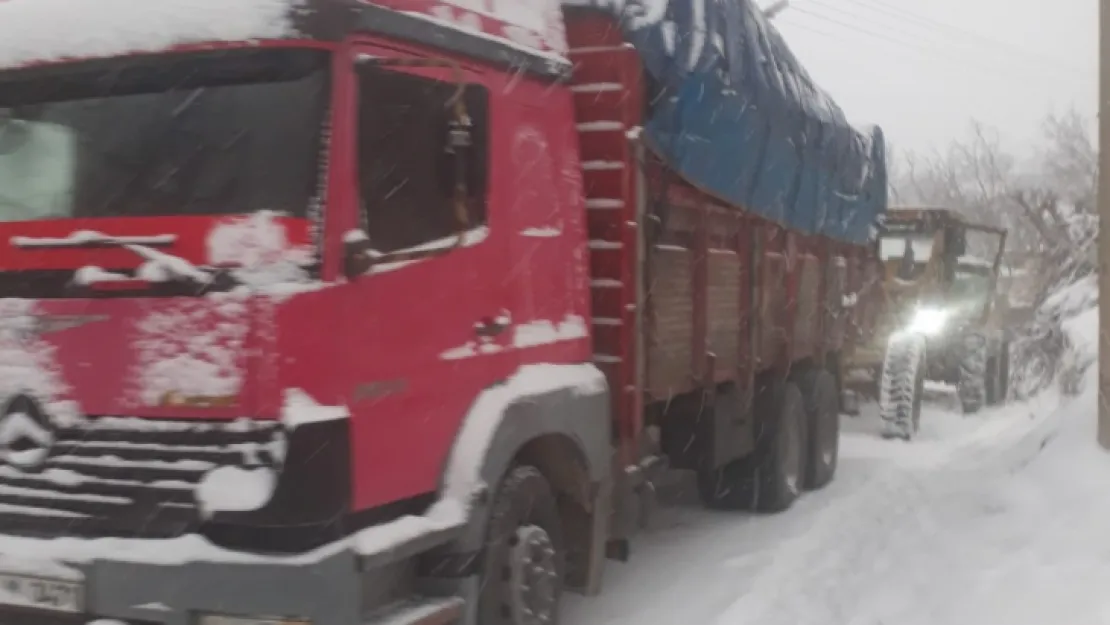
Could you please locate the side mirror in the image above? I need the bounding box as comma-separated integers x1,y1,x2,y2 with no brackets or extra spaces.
343,231,376,279
948,229,967,257
439,109,473,200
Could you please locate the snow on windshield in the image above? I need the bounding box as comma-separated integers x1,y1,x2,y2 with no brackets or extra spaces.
0,0,301,70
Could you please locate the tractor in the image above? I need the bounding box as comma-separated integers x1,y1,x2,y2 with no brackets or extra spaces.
846,208,1011,440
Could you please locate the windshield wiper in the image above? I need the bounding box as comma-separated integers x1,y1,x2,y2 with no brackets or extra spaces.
10,230,176,249
8,230,224,293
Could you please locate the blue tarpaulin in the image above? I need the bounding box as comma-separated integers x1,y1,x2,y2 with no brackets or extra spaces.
563,0,887,245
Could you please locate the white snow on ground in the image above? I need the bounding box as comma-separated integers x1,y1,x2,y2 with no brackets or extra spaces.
568,307,1103,625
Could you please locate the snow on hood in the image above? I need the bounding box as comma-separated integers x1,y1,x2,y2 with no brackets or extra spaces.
128,295,253,407
0,299,70,413
0,0,303,70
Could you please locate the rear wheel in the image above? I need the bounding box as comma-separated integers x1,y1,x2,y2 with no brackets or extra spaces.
959,333,988,414
697,379,808,512
798,368,840,490
478,466,564,625
997,338,1011,403
878,333,926,440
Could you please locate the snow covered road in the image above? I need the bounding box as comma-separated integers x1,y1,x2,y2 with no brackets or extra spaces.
565,378,1098,625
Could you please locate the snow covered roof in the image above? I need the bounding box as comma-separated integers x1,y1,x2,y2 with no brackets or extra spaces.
377,0,567,56
0,0,568,72
0,0,305,70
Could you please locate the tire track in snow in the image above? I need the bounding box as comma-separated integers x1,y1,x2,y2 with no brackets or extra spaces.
711,392,1070,625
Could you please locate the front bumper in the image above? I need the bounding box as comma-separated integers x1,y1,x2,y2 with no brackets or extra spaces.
0,538,465,625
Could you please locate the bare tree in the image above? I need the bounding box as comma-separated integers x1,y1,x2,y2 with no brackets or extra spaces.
890,113,1097,273
1037,108,1097,213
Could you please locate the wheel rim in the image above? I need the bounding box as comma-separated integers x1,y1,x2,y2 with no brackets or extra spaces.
508,525,559,624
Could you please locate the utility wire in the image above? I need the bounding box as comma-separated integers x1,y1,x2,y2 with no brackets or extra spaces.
785,4,1081,85
831,0,1083,73
804,0,1085,77
776,16,1015,89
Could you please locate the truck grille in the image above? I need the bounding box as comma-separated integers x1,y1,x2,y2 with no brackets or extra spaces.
0,417,284,539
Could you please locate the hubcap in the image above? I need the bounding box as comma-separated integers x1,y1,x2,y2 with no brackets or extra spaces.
508,524,559,624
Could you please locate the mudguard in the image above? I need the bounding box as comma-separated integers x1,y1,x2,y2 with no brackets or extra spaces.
420,364,611,624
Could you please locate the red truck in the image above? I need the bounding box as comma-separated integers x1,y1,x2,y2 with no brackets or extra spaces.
0,0,887,624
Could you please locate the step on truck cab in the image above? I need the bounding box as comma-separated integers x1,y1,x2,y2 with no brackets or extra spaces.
0,0,887,624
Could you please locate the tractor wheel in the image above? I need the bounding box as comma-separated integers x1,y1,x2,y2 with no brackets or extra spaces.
796,367,840,490
997,338,1011,404
985,354,999,406
478,466,564,625
878,333,927,440
984,336,1011,407
959,333,989,414
697,378,807,512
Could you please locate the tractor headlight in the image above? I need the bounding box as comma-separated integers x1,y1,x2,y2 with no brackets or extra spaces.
906,307,948,336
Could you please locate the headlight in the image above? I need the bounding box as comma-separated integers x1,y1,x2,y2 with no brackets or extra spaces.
906,307,948,335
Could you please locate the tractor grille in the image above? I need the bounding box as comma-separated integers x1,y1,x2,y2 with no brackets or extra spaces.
0,417,284,539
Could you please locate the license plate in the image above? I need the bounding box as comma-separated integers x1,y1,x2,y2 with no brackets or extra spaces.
0,574,83,613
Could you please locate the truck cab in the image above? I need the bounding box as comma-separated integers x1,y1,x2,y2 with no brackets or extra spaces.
0,2,612,624
0,1,888,624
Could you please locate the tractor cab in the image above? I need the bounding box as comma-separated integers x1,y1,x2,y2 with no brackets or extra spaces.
849,207,1011,435
877,207,1007,324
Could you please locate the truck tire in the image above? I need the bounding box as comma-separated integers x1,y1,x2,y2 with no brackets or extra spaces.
478,466,564,625
959,333,988,414
696,379,807,512
798,368,839,490
878,333,926,440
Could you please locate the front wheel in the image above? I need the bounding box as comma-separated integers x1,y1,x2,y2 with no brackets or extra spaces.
959,333,989,414
478,466,564,625
993,338,1011,405
878,333,926,440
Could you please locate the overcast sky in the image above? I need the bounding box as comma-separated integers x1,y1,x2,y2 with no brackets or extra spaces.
770,0,1097,157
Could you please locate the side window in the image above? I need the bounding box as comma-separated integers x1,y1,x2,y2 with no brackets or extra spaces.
356,68,489,253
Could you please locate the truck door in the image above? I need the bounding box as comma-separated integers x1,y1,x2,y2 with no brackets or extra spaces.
339,46,516,511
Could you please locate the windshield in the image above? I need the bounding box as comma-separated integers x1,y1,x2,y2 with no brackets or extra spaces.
953,270,992,297
0,48,329,222
879,234,935,262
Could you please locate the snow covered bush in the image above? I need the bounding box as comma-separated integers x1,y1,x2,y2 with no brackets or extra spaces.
1010,274,1097,401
